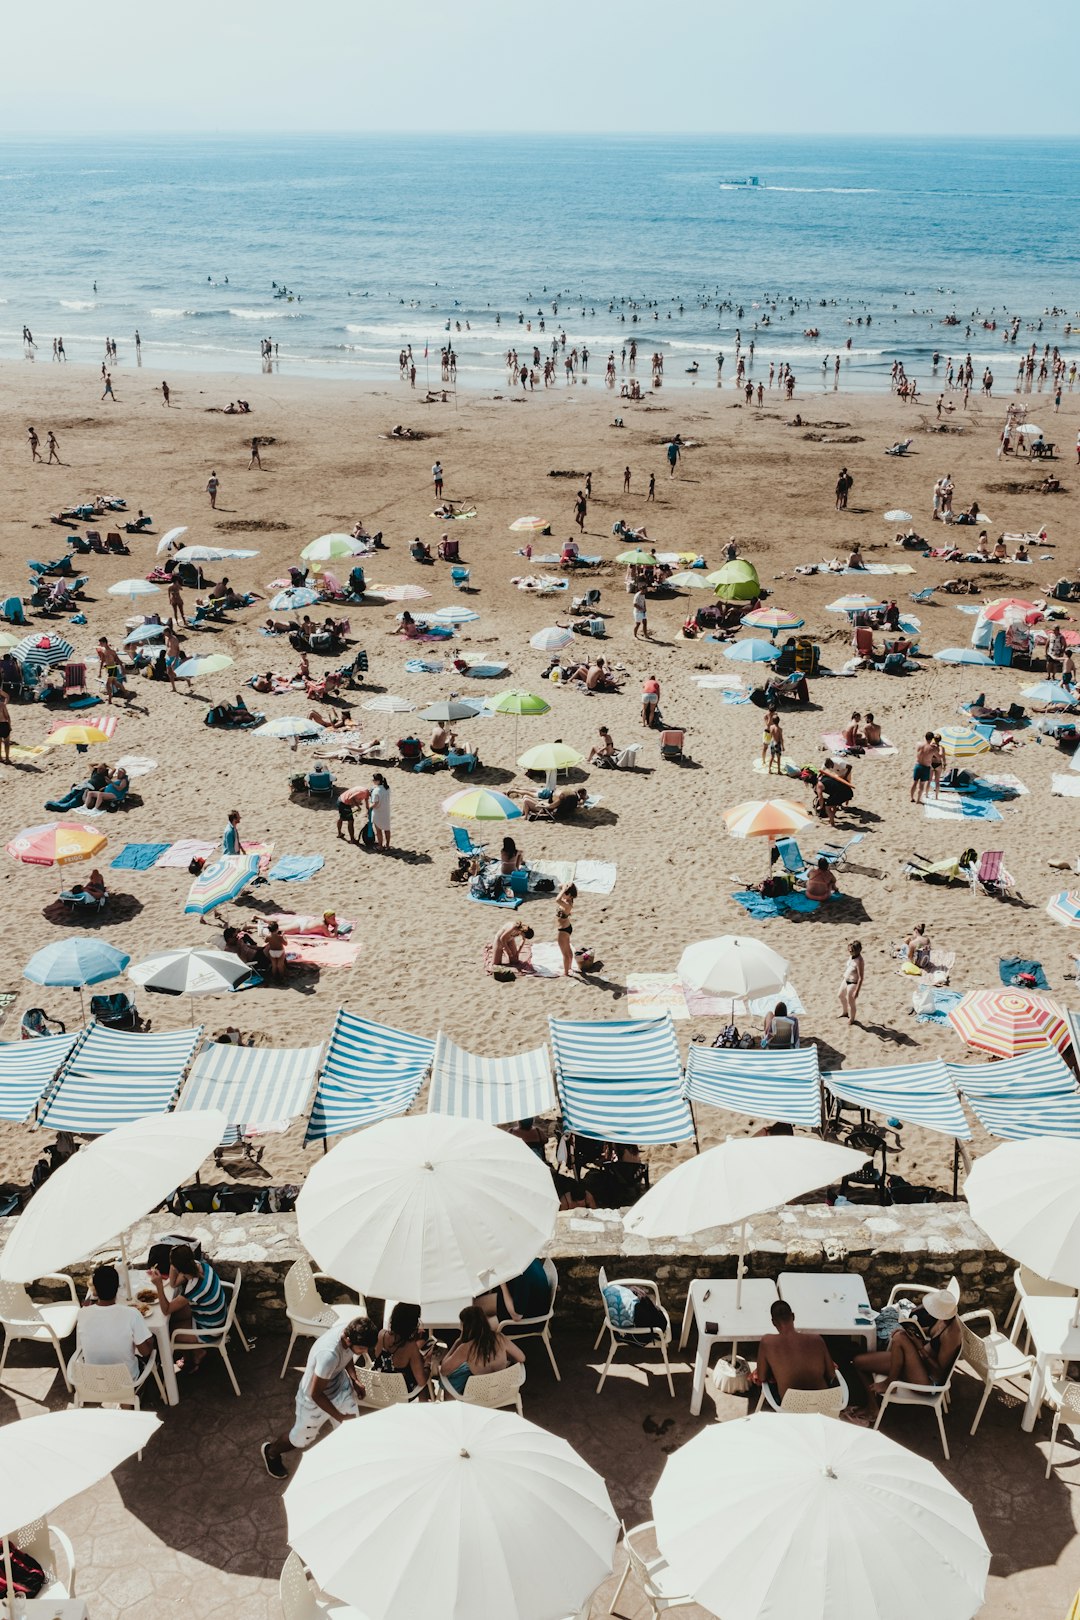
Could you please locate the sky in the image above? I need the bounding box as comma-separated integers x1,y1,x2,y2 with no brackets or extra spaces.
3,0,1078,137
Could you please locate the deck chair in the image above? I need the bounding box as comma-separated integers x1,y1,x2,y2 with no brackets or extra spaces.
437,536,460,562
21,1008,65,1039
902,852,968,886
305,769,335,799
451,825,486,857
62,663,88,700
851,626,876,660
775,837,808,882
974,849,1018,899
659,729,685,761
2,595,28,625
909,587,935,603
818,832,864,869
59,887,109,914
104,533,128,555
89,992,139,1029
450,566,471,589
446,747,478,773
571,588,601,615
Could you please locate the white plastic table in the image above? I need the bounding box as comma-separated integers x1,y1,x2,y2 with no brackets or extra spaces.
777,1271,876,1350
23,1601,88,1620
1019,1295,1080,1432
678,1278,779,1416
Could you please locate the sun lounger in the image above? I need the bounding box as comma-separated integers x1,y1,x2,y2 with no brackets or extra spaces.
973,849,1019,900
817,832,864,869
902,852,973,886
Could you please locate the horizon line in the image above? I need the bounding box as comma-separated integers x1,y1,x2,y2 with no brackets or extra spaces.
0,128,1077,141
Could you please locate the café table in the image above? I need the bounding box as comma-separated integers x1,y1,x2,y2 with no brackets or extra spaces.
776,1271,876,1350
1018,1294,1080,1433
678,1278,779,1416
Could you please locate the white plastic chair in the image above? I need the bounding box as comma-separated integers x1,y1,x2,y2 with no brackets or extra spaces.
498,1260,561,1380
12,1519,76,1600
69,1347,165,1418
762,1371,849,1416
0,1275,80,1390
1043,1379,1080,1479
873,1354,957,1459
958,1309,1034,1435
280,1259,364,1378
354,1366,422,1409
440,1361,525,1413
185,1272,245,1396
279,1551,366,1620
605,1521,694,1619
884,1276,961,1310
1004,1265,1076,1347
594,1269,674,1398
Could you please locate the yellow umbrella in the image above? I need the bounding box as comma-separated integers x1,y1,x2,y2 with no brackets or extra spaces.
45,725,112,749
517,743,584,772
7,822,108,866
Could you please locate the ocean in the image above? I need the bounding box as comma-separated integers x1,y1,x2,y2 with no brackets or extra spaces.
1,133,1077,392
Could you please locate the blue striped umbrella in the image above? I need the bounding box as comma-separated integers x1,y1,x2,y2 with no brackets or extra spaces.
270,587,320,611
14,633,75,669
183,854,260,915
123,623,166,647
24,938,130,1020
722,639,780,664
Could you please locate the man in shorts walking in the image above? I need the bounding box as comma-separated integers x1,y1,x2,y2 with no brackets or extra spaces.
911,732,936,804
262,1316,377,1479
432,460,444,499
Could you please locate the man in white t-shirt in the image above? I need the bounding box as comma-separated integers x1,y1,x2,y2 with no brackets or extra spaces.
261,1316,377,1480
79,1265,154,1378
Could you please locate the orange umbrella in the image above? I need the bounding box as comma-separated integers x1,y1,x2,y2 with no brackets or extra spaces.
723,800,814,840
948,989,1070,1059
7,822,107,867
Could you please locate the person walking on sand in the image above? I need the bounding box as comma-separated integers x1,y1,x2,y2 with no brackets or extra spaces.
838,939,864,1024
623,465,631,494
0,693,11,764
222,809,245,855
206,471,219,509
161,380,171,406
910,732,936,803
767,714,785,775
167,578,185,624
632,587,650,640
45,430,60,464
666,437,681,478
27,425,41,461
555,882,577,976
101,372,116,402
834,466,851,510
370,772,391,849
574,489,587,531
248,436,262,470
647,472,655,502
432,460,444,499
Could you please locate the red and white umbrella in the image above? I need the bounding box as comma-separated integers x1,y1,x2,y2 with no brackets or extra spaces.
948,989,1071,1058
723,799,813,840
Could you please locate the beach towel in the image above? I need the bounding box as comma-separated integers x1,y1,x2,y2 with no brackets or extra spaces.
999,957,1049,990
821,731,898,760
732,890,785,920
573,860,617,895
115,756,157,778
50,712,118,739
155,838,216,869
722,690,751,704
266,855,325,883
915,988,964,1026
527,859,577,891
924,794,1003,823
627,974,692,1020
1052,775,1080,797
65,695,103,709
404,659,445,674
690,673,745,690
979,772,1028,796
284,937,360,968
752,756,802,777
109,842,170,871
468,891,522,909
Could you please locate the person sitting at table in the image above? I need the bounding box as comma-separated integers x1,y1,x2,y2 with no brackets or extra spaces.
440,1304,526,1395
373,1302,434,1397
148,1243,229,1375
79,1263,155,1378
753,1300,837,1403
849,1289,961,1419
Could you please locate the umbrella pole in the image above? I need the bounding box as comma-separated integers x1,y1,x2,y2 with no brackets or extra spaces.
735,1220,747,1308
4,1535,15,1620
79,984,86,1023
119,1230,132,1297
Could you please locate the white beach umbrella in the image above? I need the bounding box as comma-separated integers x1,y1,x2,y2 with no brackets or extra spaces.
677,935,789,1001
128,946,253,1022
284,1404,617,1620
107,578,160,600
156,525,188,556
964,1138,1080,1309
1017,423,1044,437
652,1414,989,1620
296,1114,557,1314
363,694,415,713
883,509,913,523
431,605,480,624
174,545,259,562
0,1111,226,1283
255,716,325,743
530,626,575,651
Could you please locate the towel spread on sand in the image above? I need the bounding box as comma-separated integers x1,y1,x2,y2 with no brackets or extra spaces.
627,973,806,1021
50,712,118,738
732,889,836,919
975,773,1028,797
528,859,577,890
155,838,216,869
266,913,355,935
110,842,170,871
284,937,360,968
999,957,1049,990
481,940,562,978
468,891,522,909
722,691,752,704
916,988,964,1025
1052,775,1080,797
752,756,802,777
573,860,617,895
690,673,746,689
924,793,1003,823
820,731,898,760
266,855,325,882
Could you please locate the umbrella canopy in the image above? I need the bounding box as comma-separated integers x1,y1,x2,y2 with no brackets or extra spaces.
710,560,761,601
174,545,258,562
615,549,657,566
443,788,521,822
24,937,128,991
255,716,325,740
484,690,551,717
723,638,780,664
509,516,550,532
517,742,584,771
948,988,1070,1058
129,947,251,998
530,625,575,651
0,632,20,651
667,571,713,590
44,724,112,748
741,607,805,634
7,822,106,867
14,633,75,670
934,647,992,666
156,525,188,555
0,1410,160,1540
723,799,814,840
936,726,990,759
365,583,432,602
301,533,363,562
175,652,234,679
884,509,913,522
981,597,1040,624
624,1137,868,1243
1022,681,1076,705
418,700,481,723
0,1111,227,1282
284,1405,617,1620
296,1114,557,1310
122,623,166,647
363,694,415,713
431,605,480,624
965,1139,1080,1294
652,1414,989,1620
826,595,884,615
1017,423,1044,437
107,578,160,599
183,854,260,915
677,935,789,1000
1047,891,1080,929
269,586,320,611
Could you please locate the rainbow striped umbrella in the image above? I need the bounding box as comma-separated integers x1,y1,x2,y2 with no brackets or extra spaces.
1046,891,1080,929
948,989,1071,1058
723,800,814,841
509,516,550,533
7,822,107,867
936,726,991,759
826,595,885,615
183,854,260,916
741,607,805,637
442,788,522,822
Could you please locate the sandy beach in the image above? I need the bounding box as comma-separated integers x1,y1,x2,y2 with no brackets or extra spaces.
1,360,1076,1192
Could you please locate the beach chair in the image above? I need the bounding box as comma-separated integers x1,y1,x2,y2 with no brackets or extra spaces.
279,1259,364,1378
89,992,139,1029
851,626,876,660
446,747,478,773
305,769,335,800
21,1008,65,1039
104,533,129,555
659,729,685,761
956,1309,1034,1437
761,1371,849,1415
571,588,601,615
775,837,808,882
872,1351,957,1460
594,1269,674,1398
818,832,865,869
605,1522,695,1620
437,536,460,562
902,852,968,886
440,1362,525,1413
61,663,88,701
2,596,27,626
973,849,1019,900
498,1259,561,1379
59,886,109,914
450,566,471,590
451,826,486,857
84,531,106,554
0,1277,81,1391
909,587,935,603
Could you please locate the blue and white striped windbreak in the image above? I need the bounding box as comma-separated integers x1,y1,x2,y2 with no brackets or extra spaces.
549,1015,694,1144
37,1021,201,1134
178,1039,323,1144
823,1059,970,1139
964,1090,1080,1140
0,1032,78,1123
949,1047,1080,1140
685,1044,822,1129
427,1033,554,1125
305,1010,433,1143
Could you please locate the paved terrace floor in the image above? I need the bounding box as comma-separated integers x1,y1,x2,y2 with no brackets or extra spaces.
1,1325,1078,1620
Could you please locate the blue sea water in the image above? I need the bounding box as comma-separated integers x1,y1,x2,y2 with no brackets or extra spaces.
0,133,1077,390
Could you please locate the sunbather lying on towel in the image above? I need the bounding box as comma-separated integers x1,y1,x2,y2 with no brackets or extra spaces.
510,785,589,820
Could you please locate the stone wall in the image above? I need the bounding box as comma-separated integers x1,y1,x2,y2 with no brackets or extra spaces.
0,1203,1013,1332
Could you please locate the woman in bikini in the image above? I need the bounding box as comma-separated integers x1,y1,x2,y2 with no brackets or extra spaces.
555,882,577,976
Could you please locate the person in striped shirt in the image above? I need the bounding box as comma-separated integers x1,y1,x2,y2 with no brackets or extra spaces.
149,1244,229,1375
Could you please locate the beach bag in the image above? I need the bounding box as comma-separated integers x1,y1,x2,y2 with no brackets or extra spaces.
359,812,376,848
911,983,936,1017
0,1547,46,1601
188,857,205,876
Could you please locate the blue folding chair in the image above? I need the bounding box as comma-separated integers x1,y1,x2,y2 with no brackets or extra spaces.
451,825,485,857
818,832,865,869
774,837,808,882
451,567,471,590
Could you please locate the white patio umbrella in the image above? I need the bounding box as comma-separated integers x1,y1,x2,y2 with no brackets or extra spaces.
0,1110,227,1284
883,509,913,523
652,1414,989,1620
107,578,160,600
128,946,253,1022
965,1138,1080,1319
174,545,258,562
0,1409,160,1618
284,1404,617,1620
623,1137,868,1302
296,1114,558,1315
156,525,188,555
530,625,575,651
677,935,788,1001
363,693,415,713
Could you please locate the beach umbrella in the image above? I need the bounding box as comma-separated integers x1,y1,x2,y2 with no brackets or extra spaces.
517,742,584,772
1047,891,1080,929
936,726,990,758
107,578,159,600
365,583,432,602
485,688,551,752
981,597,1040,624
174,545,258,562
284,1405,617,1620
1017,423,1044,437
123,623,166,647
652,1414,989,1620
509,516,550,532
175,652,234,680
677,935,789,1001
0,631,20,650
884,509,913,522
255,716,325,742
301,533,363,563
724,799,814,841
183,854,260,916
1022,681,1075,705
948,988,1071,1059
0,1110,226,1284
443,787,521,822
529,626,575,651
129,946,252,1022
269,586,320,611
934,647,992,666
741,606,805,635
296,1114,557,1313
14,633,75,670
363,694,415,713
710,560,761,601
7,822,106,867
431,605,480,624
418,700,481,722
0,1410,160,1608
23,937,129,1021
615,548,657,566
826,594,884,615
722,638,780,664
44,724,112,748
666,571,711,590
965,1139,1080,1304
156,525,188,555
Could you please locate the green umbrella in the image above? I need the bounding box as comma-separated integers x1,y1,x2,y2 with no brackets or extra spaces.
616,549,657,567
709,559,761,601
484,689,551,754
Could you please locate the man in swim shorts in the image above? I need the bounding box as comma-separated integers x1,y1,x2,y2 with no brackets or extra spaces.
910,732,936,804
